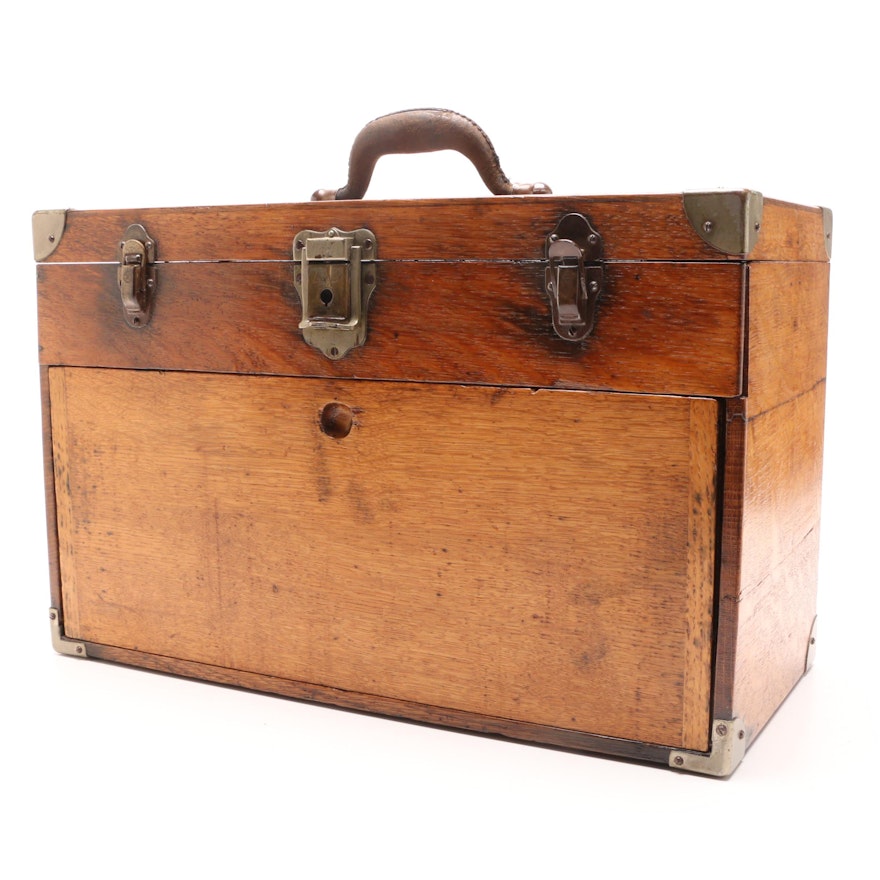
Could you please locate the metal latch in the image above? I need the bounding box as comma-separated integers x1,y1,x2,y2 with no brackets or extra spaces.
292,227,377,360
117,223,156,328
545,213,603,341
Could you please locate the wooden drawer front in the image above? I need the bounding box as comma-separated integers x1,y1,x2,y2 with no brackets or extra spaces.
50,368,717,751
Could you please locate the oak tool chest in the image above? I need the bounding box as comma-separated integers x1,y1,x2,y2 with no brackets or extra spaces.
34,109,831,776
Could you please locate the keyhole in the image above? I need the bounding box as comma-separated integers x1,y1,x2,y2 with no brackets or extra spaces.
320,289,333,305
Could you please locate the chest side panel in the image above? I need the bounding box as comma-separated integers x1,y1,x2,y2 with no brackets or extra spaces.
50,368,716,751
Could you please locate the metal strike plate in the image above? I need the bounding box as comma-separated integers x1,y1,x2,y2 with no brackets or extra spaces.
669,718,747,777
545,213,603,341
292,227,377,360
117,223,157,328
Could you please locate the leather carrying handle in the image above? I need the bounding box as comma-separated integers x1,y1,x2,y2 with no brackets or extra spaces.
311,109,551,201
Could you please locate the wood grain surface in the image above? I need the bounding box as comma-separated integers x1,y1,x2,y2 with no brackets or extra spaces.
50,367,717,750
37,260,745,396
37,192,831,762
748,199,830,263
746,261,830,416
35,194,828,264
712,256,829,733
80,640,675,765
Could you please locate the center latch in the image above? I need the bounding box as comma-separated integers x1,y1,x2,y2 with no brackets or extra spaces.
545,213,604,341
292,227,378,360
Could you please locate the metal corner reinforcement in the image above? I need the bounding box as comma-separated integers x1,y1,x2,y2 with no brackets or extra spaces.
668,717,747,776
683,191,764,256
49,608,87,657
33,210,67,261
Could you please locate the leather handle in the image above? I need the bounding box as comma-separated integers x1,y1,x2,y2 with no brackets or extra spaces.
311,109,551,201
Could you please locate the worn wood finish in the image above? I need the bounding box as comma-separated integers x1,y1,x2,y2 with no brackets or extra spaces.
713,399,746,722
720,386,825,740
51,367,717,750
712,255,828,734
748,200,829,264
37,190,831,770
746,261,830,415
37,260,745,396
39,194,829,266
740,387,826,594
40,367,62,610
731,528,820,736
39,196,726,264
82,640,674,764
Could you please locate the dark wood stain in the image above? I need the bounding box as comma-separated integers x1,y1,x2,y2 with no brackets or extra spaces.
38,261,744,397
38,194,829,769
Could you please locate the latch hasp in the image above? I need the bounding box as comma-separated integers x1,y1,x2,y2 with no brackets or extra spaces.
292,227,377,360
117,223,157,328
545,213,604,341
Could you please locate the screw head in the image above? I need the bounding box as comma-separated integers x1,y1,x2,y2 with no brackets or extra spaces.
703,220,714,234
49,611,57,621
715,723,728,737
673,755,684,766
588,281,600,294
588,233,599,246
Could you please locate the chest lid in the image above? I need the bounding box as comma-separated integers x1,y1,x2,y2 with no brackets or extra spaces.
33,109,830,397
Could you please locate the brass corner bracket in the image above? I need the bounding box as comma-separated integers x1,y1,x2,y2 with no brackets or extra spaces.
668,717,747,777
683,190,764,256
33,210,68,261
49,608,87,658
821,207,833,259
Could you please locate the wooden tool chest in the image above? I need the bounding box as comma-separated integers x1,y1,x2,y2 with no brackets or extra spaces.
34,110,830,775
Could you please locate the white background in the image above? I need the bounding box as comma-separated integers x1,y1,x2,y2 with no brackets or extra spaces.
2,2,877,877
